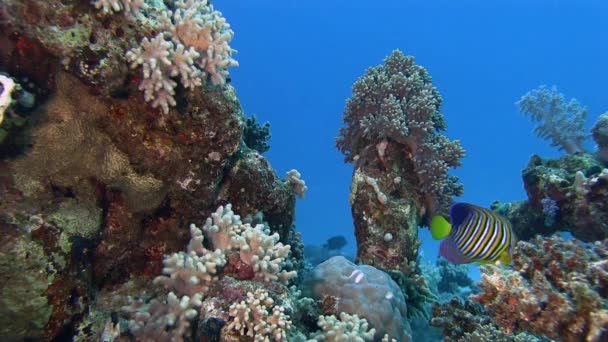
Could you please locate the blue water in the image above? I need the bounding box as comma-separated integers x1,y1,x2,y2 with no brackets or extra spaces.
221,0,608,270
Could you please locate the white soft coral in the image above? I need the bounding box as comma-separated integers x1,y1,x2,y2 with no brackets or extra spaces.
201,204,246,251
126,33,178,114
161,0,238,85
153,223,227,301
227,289,292,342
122,292,198,342
126,0,238,113
239,225,298,283
121,204,298,340
93,0,147,17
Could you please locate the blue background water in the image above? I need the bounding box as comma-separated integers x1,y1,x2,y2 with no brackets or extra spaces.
221,0,608,274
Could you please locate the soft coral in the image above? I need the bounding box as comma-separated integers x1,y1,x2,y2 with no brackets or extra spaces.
517,85,588,154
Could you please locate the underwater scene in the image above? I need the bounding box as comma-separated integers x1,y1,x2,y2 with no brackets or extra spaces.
0,0,607,341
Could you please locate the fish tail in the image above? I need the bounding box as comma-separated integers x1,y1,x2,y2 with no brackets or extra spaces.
431,215,452,240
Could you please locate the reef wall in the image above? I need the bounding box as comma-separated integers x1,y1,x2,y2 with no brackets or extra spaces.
0,0,302,339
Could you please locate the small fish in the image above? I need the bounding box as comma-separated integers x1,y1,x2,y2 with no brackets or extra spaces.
430,202,515,265
323,235,347,251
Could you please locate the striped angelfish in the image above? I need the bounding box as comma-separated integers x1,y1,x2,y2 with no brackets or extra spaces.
430,202,515,265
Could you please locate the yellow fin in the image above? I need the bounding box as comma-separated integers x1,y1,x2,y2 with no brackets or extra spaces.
430,215,451,240
499,251,513,265
476,252,513,266
477,259,494,265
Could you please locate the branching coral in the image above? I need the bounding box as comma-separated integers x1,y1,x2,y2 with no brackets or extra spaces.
154,224,227,300
286,169,308,199
474,235,608,342
238,224,297,283
312,312,376,342
122,223,225,340
202,204,298,283
336,50,462,319
92,0,147,17
126,0,238,113
122,292,198,342
126,34,181,114
336,49,464,213
516,85,588,154
121,204,297,340
201,203,247,251
226,288,292,341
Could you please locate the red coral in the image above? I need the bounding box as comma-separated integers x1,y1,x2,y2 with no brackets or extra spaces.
92,192,141,285
475,235,608,342
9,35,56,94
143,244,166,277
223,252,254,280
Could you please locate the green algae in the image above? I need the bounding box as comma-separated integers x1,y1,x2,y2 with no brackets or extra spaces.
49,198,103,254
0,237,54,339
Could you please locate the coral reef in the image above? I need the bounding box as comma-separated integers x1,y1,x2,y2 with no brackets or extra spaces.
494,153,608,241
216,151,297,240
474,235,608,342
227,288,292,341
411,257,478,342
312,312,376,341
592,112,608,163
336,49,463,319
0,165,104,340
125,0,238,113
122,204,297,341
0,0,298,339
337,49,465,217
5,0,594,341
472,106,608,342
431,297,541,342
517,85,588,154
434,257,475,297
0,234,54,339
12,72,165,212
336,50,464,269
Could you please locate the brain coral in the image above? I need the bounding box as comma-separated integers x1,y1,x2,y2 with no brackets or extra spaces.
307,256,411,341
